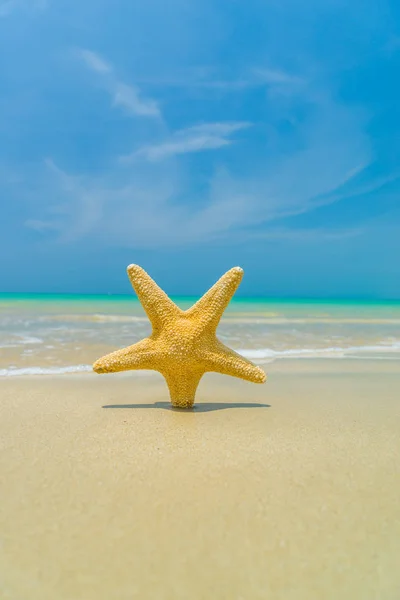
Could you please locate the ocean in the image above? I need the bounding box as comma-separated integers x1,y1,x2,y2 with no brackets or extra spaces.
1,293,400,377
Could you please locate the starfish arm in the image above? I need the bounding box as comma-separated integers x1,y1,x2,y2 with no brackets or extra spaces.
185,267,244,331
93,338,157,374
205,341,266,384
127,264,181,332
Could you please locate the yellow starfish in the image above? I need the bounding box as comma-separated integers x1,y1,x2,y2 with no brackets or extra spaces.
93,265,266,408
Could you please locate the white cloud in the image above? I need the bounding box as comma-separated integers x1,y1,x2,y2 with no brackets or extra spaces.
121,122,251,162
24,101,373,249
19,65,382,250
20,76,380,250
113,82,159,117
77,48,161,119
79,49,111,74
253,67,305,85
133,66,305,93
3,0,397,285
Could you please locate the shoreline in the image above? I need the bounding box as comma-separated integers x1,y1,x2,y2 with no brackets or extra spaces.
2,355,400,378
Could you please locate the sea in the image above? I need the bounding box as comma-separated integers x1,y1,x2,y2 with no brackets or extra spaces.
1,293,400,377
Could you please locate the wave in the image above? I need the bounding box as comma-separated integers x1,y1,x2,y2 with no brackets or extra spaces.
0,337,44,349
226,317,400,325
1,342,400,377
238,343,400,361
0,365,157,377
0,365,93,377
18,335,44,345
0,335,44,348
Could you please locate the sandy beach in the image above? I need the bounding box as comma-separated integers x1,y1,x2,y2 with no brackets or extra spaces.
0,360,399,599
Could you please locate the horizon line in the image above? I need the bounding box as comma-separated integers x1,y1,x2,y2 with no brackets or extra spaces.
1,291,400,304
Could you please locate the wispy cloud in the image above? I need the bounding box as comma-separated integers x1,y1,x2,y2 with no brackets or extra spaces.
23,95,375,250
78,49,111,74
20,69,378,249
121,122,251,162
112,82,160,117
77,48,160,118
133,66,305,93
253,67,305,86
23,157,181,246
4,9,389,251
19,53,379,250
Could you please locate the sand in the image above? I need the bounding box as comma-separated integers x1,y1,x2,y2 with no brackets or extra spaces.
1,361,400,600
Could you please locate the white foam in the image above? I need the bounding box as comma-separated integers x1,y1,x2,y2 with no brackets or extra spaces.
0,365,93,377
1,342,399,378
17,335,44,345
0,365,157,378
225,317,400,325
0,335,44,349
238,348,345,360
238,343,400,361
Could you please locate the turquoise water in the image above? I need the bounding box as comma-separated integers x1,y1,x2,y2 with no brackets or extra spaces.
1,293,400,315
1,294,400,376
2,292,400,306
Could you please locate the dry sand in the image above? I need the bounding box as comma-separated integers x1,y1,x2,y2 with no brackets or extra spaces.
1,361,400,600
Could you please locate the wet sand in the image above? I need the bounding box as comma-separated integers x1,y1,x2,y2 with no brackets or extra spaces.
1,361,400,600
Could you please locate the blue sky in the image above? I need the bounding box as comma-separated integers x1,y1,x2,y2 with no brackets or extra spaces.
1,0,400,298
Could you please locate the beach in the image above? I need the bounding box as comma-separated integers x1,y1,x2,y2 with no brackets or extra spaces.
3,0,400,595
1,360,400,600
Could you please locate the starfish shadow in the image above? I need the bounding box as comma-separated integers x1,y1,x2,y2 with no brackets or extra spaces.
102,401,271,413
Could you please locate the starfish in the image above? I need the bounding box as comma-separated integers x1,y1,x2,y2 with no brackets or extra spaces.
93,264,266,408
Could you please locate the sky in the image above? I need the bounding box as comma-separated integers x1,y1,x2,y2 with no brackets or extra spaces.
1,0,400,298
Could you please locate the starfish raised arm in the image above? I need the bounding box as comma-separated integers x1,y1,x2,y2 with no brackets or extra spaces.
205,341,266,384
185,267,244,332
93,338,156,374
127,264,181,333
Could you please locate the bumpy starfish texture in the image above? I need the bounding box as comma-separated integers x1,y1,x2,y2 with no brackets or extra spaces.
93,265,266,408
